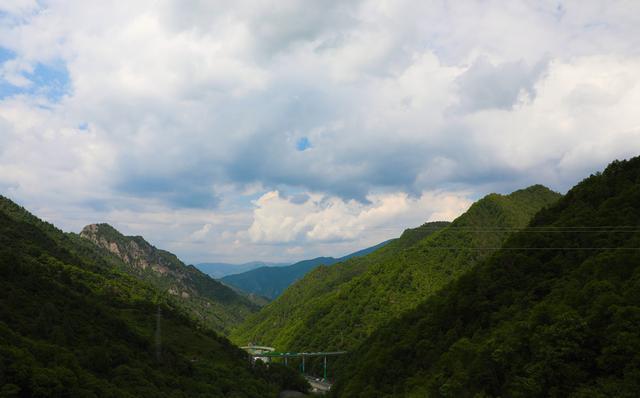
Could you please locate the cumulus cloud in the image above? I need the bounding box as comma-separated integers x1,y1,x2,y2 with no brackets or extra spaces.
247,190,471,244
0,0,38,16
0,57,32,87
1,0,640,261
189,223,213,242
454,57,548,113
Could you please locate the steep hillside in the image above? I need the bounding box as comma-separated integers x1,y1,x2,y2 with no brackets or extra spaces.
222,240,391,300
0,196,308,397
333,157,640,397
232,186,560,354
230,222,449,348
80,224,257,334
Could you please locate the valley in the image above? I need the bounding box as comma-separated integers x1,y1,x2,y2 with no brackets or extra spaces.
220,240,391,300
231,185,561,353
3,2,640,396
2,157,640,397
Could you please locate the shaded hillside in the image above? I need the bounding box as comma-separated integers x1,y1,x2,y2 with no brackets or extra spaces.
232,186,560,354
333,157,640,397
0,196,308,397
224,282,273,307
222,240,391,300
80,224,257,334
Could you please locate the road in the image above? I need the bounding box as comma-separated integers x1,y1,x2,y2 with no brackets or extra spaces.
305,376,332,394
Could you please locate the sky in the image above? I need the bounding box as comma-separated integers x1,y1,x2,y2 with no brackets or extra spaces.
1,1,640,264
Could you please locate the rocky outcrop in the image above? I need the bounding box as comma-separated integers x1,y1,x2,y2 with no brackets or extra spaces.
79,223,258,334
80,223,194,296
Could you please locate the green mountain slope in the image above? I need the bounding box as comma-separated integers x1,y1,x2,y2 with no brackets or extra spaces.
333,157,640,397
0,196,308,397
221,240,391,300
80,223,258,334
231,185,560,354
230,222,448,349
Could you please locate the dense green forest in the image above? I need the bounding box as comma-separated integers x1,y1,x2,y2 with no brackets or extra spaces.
221,240,390,300
333,157,640,397
230,222,446,351
79,223,259,334
0,197,308,397
232,186,560,356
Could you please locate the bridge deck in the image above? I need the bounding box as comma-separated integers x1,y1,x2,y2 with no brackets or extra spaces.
254,351,347,358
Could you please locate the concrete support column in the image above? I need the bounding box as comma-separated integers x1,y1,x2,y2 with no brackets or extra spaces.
323,356,327,380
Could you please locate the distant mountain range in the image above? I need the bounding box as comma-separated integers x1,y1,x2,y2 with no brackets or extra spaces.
196,261,289,279
221,240,392,300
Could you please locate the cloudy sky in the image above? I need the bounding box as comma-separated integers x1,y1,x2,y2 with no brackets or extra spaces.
1,1,640,264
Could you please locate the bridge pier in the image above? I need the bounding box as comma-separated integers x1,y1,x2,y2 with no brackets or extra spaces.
241,347,346,382
323,355,327,380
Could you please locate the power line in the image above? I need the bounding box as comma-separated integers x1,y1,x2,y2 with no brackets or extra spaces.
411,227,640,233
420,247,640,251
418,226,640,229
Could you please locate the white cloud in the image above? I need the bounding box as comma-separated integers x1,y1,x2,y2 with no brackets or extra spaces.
461,55,640,182
0,0,38,16
247,190,471,244
189,223,213,242
1,1,640,262
0,58,33,87
455,56,548,113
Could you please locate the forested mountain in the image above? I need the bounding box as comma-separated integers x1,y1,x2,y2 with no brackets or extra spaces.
221,240,391,300
222,257,338,300
0,196,308,397
231,186,561,354
196,261,289,279
80,223,258,334
333,157,640,397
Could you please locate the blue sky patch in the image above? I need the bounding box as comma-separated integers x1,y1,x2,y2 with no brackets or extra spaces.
296,136,312,151
0,48,70,101
0,47,15,63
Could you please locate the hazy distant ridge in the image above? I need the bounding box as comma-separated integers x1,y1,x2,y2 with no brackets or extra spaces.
221,240,392,300
196,261,289,278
